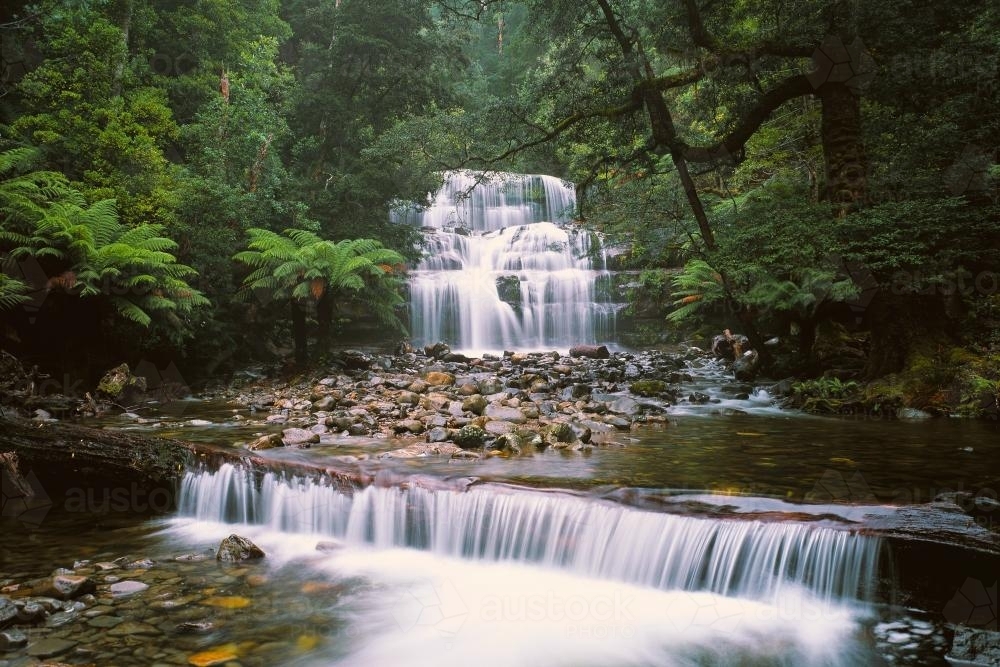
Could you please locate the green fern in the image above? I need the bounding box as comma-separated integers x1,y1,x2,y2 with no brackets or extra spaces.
667,259,727,324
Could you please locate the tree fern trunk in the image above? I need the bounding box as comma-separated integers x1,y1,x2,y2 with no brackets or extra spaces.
291,301,308,367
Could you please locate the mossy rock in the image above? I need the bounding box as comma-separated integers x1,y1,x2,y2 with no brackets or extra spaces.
630,379,668,397
96,363,146,400
453,425,487,449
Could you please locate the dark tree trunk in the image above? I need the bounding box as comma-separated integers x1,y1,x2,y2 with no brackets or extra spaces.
819,83,867,216
291,301,308,367
316,291,332,342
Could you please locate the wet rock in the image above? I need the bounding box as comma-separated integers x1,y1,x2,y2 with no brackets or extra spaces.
569,344,610,359
562,384,592,400
494,432,523,454
16,601,45,624
608,396,640,416
315,541,341,553
26,637,77,658
898,407,933,419
216,535,265,562
545,422,577,445
426,426,451,443
380,443,461,459
484,404,527,424
96,363,146,400
630,380,668,397
688,392,711,404
733,350,760,381
394,419,425,434
462,394,488,415
246,433,283,451
424,341,451,360
453,424,488,449
423,371,456,386
108,620,161,636
281,427,320,447
40,574,96,601
711,332,750,359
0,597,16,629
0,628,27,650
451,449,481,460
948,626,1000,665
87,615,124,628
477,378,504,395
110,580,149,597
484,420,514,435
312,395,337,411
177,620,215,634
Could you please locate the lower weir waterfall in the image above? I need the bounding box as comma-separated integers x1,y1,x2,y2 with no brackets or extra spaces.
400,171,623,351
179,465,881,605
173,464,890,665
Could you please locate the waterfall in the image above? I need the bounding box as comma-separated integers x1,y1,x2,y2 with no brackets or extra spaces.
178,464,881,605
400,170,622,352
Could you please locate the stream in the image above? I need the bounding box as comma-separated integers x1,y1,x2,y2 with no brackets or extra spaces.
2,362,998,666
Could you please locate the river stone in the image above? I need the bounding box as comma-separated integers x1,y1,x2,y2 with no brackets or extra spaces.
423,371,456,386
453,424,487,448
110,580,149,597
484,420,514,435
426,426,450,443
88,615,125,628
45,574,96,600
26,636,77,658
216,535,265,562
16,601,45,624
0,597,15,628
608,396,640,416
0,628,27,650
108,620,161,636
545,422,577,444
312,396,337,411
282,427,320,446
462,394,488,415
397,390,419,405
396,419,425,434
484,404,527,424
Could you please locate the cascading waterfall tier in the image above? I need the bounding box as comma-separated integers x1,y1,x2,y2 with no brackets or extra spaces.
398,170,623,352
179,464,881,605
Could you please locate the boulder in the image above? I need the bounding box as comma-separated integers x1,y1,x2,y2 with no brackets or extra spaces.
424,341,451,360
96,363,146,401
281,428,320,447
569,344,610,359
630,380,668,397
711,331,750,359
484,404,527,424
423,371,456,386
246,433,283,451
462,394,488,415
733,350,761,382
216,534,265,562
453,424,488,449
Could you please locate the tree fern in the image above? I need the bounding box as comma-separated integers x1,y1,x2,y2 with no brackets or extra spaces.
667,259,727,324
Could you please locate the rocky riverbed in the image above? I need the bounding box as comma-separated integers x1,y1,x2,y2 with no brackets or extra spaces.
207,345,743,462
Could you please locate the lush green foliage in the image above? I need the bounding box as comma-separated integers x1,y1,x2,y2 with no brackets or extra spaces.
1,0,997,386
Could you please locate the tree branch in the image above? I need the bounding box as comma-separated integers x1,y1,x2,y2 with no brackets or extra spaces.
680,74,814,162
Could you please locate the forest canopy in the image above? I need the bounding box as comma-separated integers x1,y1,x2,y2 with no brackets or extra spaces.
1,0,998,399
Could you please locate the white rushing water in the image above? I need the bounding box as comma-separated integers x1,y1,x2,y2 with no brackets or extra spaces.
401,171,623,352
178,465,880,604
173,465,884,666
